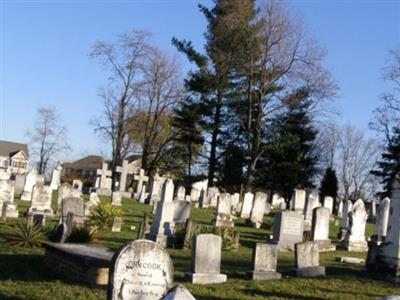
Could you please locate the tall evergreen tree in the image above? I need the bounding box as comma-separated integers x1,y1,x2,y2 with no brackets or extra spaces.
371,127,400,198
320,167,339,212
257,88,319,206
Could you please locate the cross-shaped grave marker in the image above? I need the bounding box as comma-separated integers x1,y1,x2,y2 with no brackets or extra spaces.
134,168,149,197
115,160,135,192
97,163,112,189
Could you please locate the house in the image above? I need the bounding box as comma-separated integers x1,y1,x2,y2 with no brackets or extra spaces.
61,154,142,186
0,140,29,175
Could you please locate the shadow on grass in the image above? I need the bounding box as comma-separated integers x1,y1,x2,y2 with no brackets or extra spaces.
243,288,326,300
0,293,27,300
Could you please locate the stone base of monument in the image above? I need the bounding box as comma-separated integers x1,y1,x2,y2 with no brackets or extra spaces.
42,242,113,286
341,240,368,252
215,219,235,227
118,191,132,198
293,266,326,277
185,272,227,284
161,284,197,300
27,208,53,217
146,233,173,248
246,270,282,280
315,239,336,252
366,242,400,284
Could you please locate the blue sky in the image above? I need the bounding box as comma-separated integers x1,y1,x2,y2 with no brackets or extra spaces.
1,0,400,162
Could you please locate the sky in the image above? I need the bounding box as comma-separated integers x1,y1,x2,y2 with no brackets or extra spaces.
1,0,400,163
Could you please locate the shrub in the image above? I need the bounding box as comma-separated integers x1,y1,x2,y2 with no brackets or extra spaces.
87,200,122,230
68,227,92,243
2,221,44,248
189,223,238,249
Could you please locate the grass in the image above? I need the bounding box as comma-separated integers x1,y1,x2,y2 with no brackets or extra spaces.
0,194,398,300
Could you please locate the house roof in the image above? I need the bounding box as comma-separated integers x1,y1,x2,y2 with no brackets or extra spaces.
62,155,105,170
0,140,29,158
127,154,142,163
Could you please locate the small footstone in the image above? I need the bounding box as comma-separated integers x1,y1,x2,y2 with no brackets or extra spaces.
161,284,197,300
293,241,326,277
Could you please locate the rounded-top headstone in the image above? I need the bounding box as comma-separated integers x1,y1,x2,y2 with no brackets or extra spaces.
107,239,174,300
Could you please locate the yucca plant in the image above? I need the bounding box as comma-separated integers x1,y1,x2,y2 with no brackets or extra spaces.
2,221,45,248
87,200,122,230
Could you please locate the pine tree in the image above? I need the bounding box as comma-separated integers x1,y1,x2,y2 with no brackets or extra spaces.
257,88,319,205
371,127,400,198
320,167,339,212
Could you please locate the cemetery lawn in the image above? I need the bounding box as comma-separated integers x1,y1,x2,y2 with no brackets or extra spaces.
0,196,398,300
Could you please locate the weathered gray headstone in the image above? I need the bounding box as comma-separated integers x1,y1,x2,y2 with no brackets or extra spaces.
240,192,254,219
85,192,100,216
28,184,53,215
175,186,186,201
57,183,80,211
72,179,83,193
292,189,306,212
14,174,25,195
294,241,325,277
375,197,390,242
173,201,191,224
323,196,334,214
107,239,174,300
161,284,196,300
61,197,84,226
246,243,281,280
112,192,122,206
250,192,267,228
21,169,39,201
207,187,219,208
215,193,234,227
185,234,227,284
312,207,335,251
272,211,304,251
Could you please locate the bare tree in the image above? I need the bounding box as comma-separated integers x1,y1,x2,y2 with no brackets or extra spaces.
234,0,338,189
370,47,400,144
89,31,151,186
335,125,379,201
27,107,70,175
128,48,184,174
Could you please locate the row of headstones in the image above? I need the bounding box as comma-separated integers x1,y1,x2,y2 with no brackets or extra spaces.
107,235,326,300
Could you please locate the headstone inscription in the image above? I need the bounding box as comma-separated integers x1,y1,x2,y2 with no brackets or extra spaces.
28,184,53,216
272,211,304,251
107,239,174,300
185,234,227,284
293,241,325,277
246,243,281,280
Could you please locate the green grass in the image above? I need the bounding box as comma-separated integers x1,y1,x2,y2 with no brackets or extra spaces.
0,195,398,300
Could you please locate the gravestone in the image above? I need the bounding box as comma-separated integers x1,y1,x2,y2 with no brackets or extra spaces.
366,176,400,283
148,179,175,247
246,243,281,280
323,196,334,214
374,197,391,242
50,164,62,190
272,211,304,251
337,200,343,217
185,234,227,284
85,192,100,216
138,185,147,204
240,192,254,219
173,201,191,224
57,183,80,211
97,162,112,196
28,184,53,216
190,187,200,205
0,179,14,206
148,173,164,205
107,239,174,300
304,192,320,229
61,197,84,227
250,192,267,229
175,186,186,201
292,189,306,212
115,159,135,194
14,174,25,195
339,200,353,240
134,168,149,198
111,217,122,232
207,187,219,208
161,285,196,300
21,169,39,201
312,207,335,251
231,193,240,213
294,241,325,277
72,179,83,193
112,192,122,206
341,199,368,251
272,193,286,210
215,193,234,227
1,201,18,220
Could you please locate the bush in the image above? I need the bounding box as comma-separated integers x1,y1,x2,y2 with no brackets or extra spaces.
189,223,238,249
68,227,92,243
87,200,122,230
1,221,44,248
